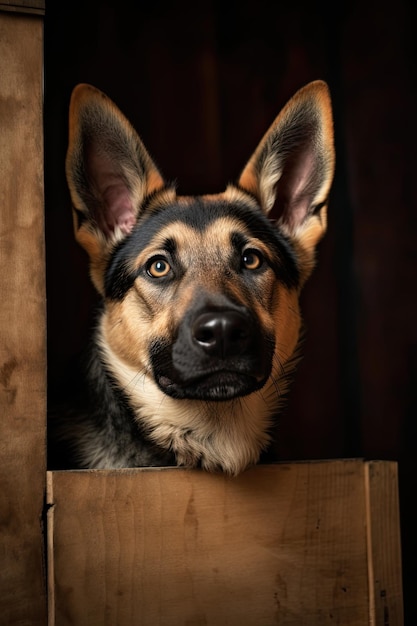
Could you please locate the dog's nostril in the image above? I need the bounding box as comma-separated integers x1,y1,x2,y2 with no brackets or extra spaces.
195,325,216,346
192,311,250,358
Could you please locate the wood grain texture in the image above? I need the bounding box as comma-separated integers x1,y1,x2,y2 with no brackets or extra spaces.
365,462,404,625
0,11,47,625
47,460,403,626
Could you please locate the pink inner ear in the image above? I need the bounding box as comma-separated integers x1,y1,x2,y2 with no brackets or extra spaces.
101,184,136,236
273,147,318,229
88,147,137,238
282,199,311,230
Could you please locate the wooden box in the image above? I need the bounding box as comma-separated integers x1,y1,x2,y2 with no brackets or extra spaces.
47,460,403,626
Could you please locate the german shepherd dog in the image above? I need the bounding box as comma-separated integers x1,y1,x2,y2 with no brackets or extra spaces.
48,80,335,475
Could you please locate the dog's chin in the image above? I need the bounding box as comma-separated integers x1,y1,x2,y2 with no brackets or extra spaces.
156,371,266,401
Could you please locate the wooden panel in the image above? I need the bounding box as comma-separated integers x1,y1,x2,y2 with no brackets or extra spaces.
47,460,403,626
365,462,404,625
0,11,47,625
0,1,45,15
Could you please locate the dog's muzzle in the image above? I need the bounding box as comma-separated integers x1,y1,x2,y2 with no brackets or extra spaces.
150,305,274,401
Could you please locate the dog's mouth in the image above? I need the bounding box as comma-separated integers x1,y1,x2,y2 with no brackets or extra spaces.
156,369,266,401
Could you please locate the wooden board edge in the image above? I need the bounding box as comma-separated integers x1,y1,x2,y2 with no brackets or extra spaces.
46,471,55,626
0,1,44,15
365,460,404,626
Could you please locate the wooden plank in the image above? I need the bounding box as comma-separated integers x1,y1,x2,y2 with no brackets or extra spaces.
365,462,404,625
0,0,45,15
0,11,47,625
47,460,403,626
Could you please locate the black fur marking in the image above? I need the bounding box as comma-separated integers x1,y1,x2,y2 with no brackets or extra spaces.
104,197,300,300
47,335,176,470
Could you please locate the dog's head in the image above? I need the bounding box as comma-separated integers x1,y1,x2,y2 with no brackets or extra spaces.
65,81,334,472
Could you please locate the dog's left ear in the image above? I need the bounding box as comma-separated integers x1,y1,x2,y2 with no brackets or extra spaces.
238,80,335,277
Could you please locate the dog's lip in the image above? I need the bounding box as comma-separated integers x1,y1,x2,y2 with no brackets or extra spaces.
156,369,265,400
158,369,260,387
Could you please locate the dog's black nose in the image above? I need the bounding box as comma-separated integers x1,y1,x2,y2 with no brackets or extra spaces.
192,311,250,359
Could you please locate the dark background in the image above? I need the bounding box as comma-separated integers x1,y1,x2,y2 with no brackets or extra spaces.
44,1,417,622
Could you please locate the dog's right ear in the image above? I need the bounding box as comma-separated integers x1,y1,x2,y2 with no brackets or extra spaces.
66,83,165,293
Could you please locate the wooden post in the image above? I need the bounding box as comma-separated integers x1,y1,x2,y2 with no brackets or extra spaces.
0,3,47,624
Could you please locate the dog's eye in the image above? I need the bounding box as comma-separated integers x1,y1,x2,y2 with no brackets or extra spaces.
242,249,263,271
147,257,171,278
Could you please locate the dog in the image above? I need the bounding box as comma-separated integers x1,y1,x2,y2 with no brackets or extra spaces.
48,80,335,475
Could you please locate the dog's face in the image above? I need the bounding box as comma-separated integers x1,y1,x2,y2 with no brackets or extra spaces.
103,189,300,403
65,81,334,472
